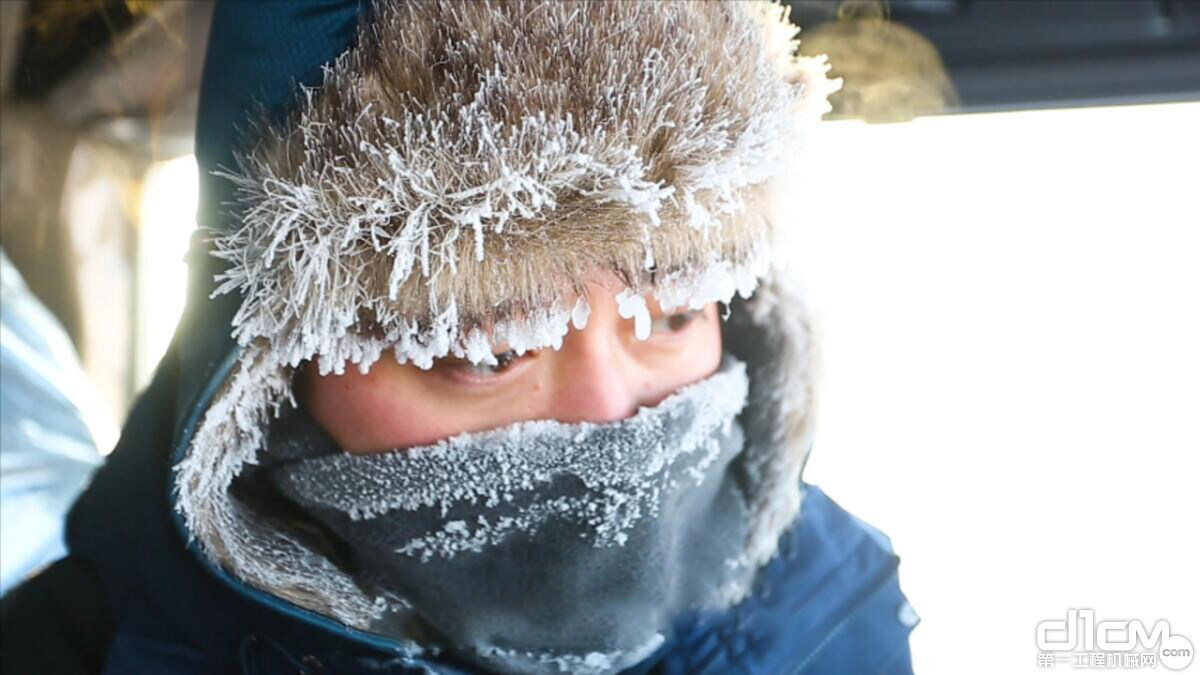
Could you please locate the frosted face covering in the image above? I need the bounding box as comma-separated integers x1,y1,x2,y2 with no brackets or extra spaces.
262,354,754,674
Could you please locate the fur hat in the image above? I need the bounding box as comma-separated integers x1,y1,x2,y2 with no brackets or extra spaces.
212,0,839,372
178,0,840,629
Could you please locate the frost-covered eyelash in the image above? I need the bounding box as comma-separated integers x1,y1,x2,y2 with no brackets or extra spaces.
449,349,525,378
651,309,705,334
489,350,521,369
444,308,703,378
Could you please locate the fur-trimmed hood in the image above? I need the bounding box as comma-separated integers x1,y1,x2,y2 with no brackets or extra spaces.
171,0,841,655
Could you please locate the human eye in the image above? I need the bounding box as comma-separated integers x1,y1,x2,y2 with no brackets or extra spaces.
438,349,531,381
649,308,705,335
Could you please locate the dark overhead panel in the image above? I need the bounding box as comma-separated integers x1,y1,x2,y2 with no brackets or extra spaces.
789,0,1200,111
11,0,144,101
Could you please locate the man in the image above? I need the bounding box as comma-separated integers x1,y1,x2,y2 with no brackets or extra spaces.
2,2,916,673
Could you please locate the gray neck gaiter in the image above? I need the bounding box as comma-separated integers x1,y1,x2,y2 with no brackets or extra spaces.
260,354,755,674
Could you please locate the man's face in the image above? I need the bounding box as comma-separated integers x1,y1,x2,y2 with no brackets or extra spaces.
300,273,724,454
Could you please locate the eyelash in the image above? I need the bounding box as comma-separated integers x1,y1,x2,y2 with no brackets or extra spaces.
650,308,703,334
444,309,705,379
443,350,523,380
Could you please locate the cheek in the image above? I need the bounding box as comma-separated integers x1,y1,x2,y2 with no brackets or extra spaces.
687,307,724,379
641,307,724,402
301,365,467,453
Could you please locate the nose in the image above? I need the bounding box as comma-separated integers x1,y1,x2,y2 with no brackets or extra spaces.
550,322,642,425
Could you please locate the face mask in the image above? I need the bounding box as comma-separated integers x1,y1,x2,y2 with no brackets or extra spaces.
258,354,754,675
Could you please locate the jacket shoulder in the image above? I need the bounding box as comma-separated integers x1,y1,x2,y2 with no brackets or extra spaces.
657,485,917,675
755,485,917,674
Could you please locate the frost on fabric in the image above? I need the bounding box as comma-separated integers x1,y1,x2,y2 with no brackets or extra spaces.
477,632,666,675
271,358,749,562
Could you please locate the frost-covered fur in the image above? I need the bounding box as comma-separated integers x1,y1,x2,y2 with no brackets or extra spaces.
177,0,835,635
211,0,838,372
